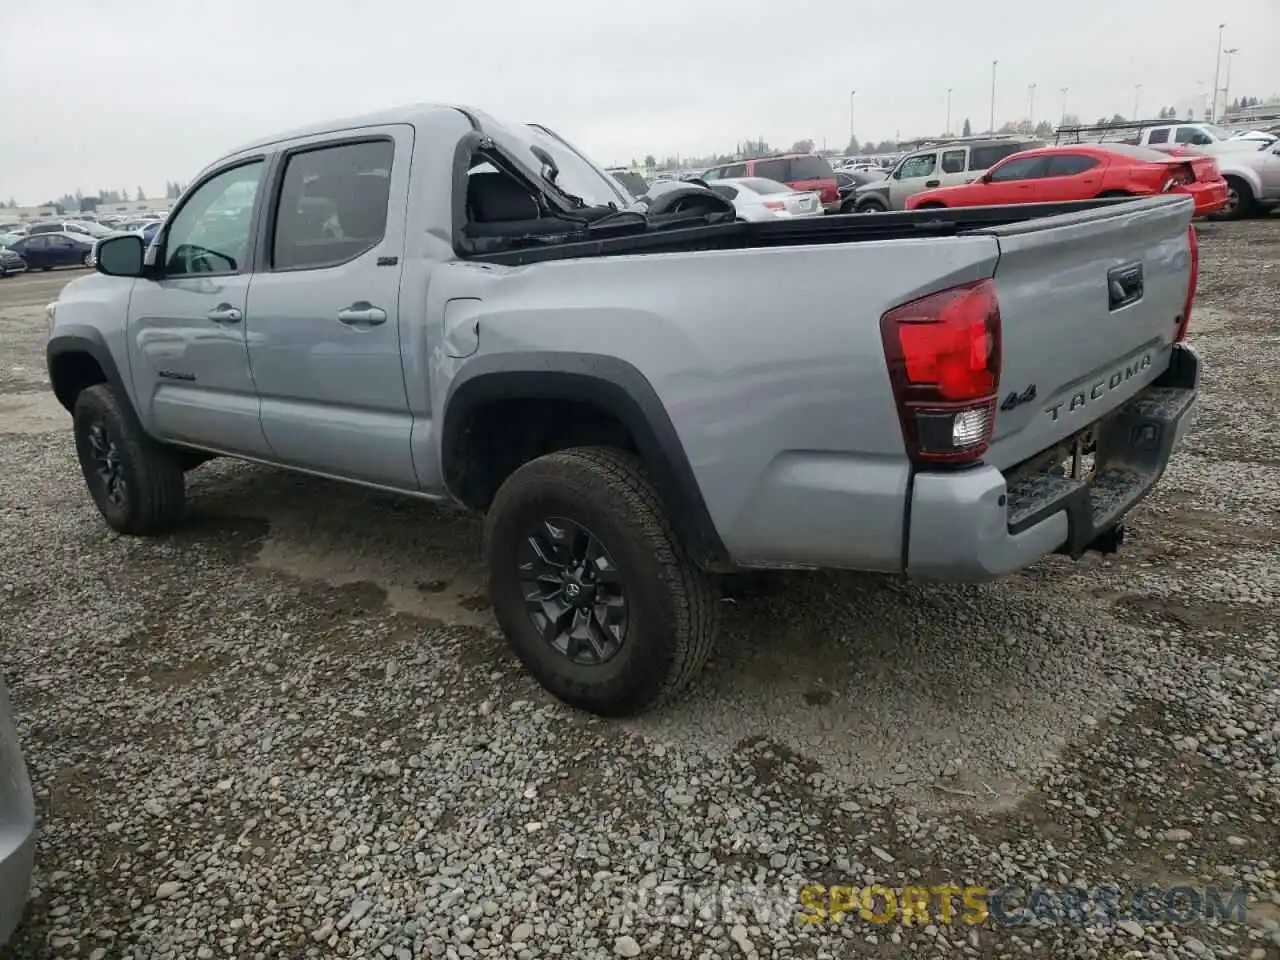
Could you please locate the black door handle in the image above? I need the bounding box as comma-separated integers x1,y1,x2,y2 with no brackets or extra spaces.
925,179,941,187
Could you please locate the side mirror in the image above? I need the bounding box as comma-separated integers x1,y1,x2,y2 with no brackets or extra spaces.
95,234,146,278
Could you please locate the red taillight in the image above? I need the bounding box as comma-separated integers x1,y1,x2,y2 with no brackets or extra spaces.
880,279,1002,464
763,200,786,211
1178,225,1197,342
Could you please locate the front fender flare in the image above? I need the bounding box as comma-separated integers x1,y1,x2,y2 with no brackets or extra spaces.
46,325,129,413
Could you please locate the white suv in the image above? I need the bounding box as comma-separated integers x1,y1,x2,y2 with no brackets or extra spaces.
854,138,1043,211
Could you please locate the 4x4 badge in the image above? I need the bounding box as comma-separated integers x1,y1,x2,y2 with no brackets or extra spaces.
1001,384,1037,411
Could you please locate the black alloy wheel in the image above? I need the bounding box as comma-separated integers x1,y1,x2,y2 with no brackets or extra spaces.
85,421,128,512
484,446,719,716
72,384,186,534
519,517,628,666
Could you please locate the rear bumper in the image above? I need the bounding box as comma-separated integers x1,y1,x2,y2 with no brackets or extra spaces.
1182,181,1229,217
906,344,1200,582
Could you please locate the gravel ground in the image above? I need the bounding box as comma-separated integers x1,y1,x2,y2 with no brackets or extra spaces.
1,220,1279,960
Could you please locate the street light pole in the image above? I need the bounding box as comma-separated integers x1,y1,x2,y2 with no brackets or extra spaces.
1223,48,1239,117
990,60,998,133
1133,83,1142,121
1211,23,1225,122
1028,83,1037,126
849,90,856,148
946,87,953,136
1060,86,1069,126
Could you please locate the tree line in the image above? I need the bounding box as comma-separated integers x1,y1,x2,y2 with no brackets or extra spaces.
2,180,186,212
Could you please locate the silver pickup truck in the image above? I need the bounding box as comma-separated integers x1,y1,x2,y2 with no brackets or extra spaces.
46,104,1201,716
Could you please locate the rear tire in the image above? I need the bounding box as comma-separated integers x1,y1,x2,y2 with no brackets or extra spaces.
485,446,719,717
73,384,186,534
1212,177,1257,220
856,198,888,213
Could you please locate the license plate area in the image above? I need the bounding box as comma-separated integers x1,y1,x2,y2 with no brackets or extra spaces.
1016,426,1098,485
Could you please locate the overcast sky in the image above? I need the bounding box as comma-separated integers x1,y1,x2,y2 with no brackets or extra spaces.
1,0,1276,204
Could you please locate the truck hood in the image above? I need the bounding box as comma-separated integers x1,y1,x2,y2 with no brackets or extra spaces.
855,180,891,197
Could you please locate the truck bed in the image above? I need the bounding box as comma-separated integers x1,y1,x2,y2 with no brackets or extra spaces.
469,197,1156,267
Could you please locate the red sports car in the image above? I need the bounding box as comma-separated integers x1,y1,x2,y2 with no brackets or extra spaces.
906,144,1227,217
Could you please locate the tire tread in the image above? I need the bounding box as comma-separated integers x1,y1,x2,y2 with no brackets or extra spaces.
75,384,185,534
486,446,719,714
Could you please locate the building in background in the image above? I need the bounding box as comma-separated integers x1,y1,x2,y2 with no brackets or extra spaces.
93,199,170,215
0,206,59,223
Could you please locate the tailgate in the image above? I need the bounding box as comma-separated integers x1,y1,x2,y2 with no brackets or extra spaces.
975,195,1194,469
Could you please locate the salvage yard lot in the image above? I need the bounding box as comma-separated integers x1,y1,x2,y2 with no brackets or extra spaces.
1,221,1278,959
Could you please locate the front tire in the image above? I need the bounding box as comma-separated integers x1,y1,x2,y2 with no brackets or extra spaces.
485,447,719,717
73,384,186,534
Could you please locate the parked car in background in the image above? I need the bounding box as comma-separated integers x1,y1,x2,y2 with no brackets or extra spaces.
0,248,27,277
1130,123,1232,152
0,675,36,946
140,221,163,246
703,177,824,221
6,231,96,270
854,137,1043,211
27,220,115,240
702,154,840,212
1211,137,1280,219
906,145,1228,217
122,218,162,233
606,168,649,199
835,169,886,212
1230,130,1278,145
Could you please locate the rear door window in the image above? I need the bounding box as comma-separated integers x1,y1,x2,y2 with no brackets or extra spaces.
723,163,748,178
789,156,834,179
941,150,966,174
708,184,739,200
1147,128,1171,144
753,158,790,181
272,139,394,271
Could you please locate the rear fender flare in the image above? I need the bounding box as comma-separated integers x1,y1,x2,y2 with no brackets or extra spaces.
442,352,733,571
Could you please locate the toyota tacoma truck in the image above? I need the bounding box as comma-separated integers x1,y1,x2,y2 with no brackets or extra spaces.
45,104,1201,716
